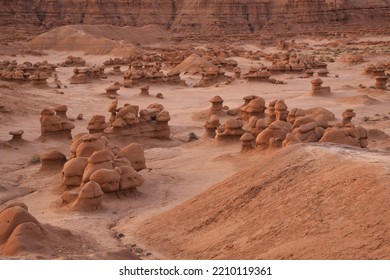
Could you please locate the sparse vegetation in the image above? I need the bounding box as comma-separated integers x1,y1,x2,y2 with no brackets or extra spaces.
30,154,41,164
363,116,370,122
188,132,199,141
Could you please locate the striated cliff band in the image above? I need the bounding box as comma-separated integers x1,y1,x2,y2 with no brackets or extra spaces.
1,0,390,39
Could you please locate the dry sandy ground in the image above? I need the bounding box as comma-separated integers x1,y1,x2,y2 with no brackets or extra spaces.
0,35,390,259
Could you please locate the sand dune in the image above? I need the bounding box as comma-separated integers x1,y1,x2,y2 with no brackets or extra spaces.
27,25,171,55
136,144,390,259
337,94,382,106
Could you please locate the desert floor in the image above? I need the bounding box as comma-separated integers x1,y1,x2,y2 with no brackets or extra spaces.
0,35,389,259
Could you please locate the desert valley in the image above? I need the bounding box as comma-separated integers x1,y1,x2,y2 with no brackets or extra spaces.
0,0,389,260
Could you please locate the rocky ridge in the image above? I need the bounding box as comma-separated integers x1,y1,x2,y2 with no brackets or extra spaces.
1,0,390,41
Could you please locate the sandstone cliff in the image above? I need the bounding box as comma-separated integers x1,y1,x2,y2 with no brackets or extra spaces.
1,0,389,39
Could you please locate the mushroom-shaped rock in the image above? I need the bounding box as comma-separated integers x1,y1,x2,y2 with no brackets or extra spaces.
9,130,24,142
117,143,146,171
240,132,254,152
241,98,266,121
90,169,121,193
208,95,224,115
40,150,67,171
204,115,220,138
40,109,62,133
140,86,150,96
342,109,356,125
72,181,104,211
62,157,88,189
53,105,68,120
310,78,331,96
87,115,108,134
76,135,106,158
105,82,121,96
305,69,315,77
317,69,329,77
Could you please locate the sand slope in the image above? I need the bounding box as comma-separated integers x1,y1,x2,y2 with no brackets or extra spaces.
27,24,171,55
136,144,390,259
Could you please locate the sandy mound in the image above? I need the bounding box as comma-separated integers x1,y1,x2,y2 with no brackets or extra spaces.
27,24,171,55
171,54,218,74
0,203,86,258
136,144,390,259
338,95,382,106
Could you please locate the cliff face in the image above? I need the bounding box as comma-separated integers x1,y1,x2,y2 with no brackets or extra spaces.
1,0,389,37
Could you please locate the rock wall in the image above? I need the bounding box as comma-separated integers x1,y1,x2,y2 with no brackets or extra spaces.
1,0,389,38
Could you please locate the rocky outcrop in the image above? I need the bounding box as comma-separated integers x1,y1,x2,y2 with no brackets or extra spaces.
1,1,389,40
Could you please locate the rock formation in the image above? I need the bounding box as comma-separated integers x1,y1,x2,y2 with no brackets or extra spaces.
216,119,245,141
40,107,75,139
0,203,82,257
208,96,224,116
61,133,146,211
243,67,270,82
105,82,121,96
267,100,277,125
40,150,67,171
240,132,254,152
72,181,104,211
8,130,24,143
195,67,227,87
117,143,146,171
204,115,220,138
267,52,327,74
375,76,388,90
319,110,368,148
245,116,267,137
0,60,56,85
241,98,266,121
287,108,305,124
319,124,368,148
341,109,356,125
59,56,86,67
291,116,328,143
364,63,386,76
62,157,89,189
140,86,150,96
310,78,331,96
87,115,108,134
3,1,388,39
70,66,105,84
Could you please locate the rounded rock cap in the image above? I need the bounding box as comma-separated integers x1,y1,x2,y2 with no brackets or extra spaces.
9,130,24,136
240,132,254,141
40,150,66,161
209,95,224,103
